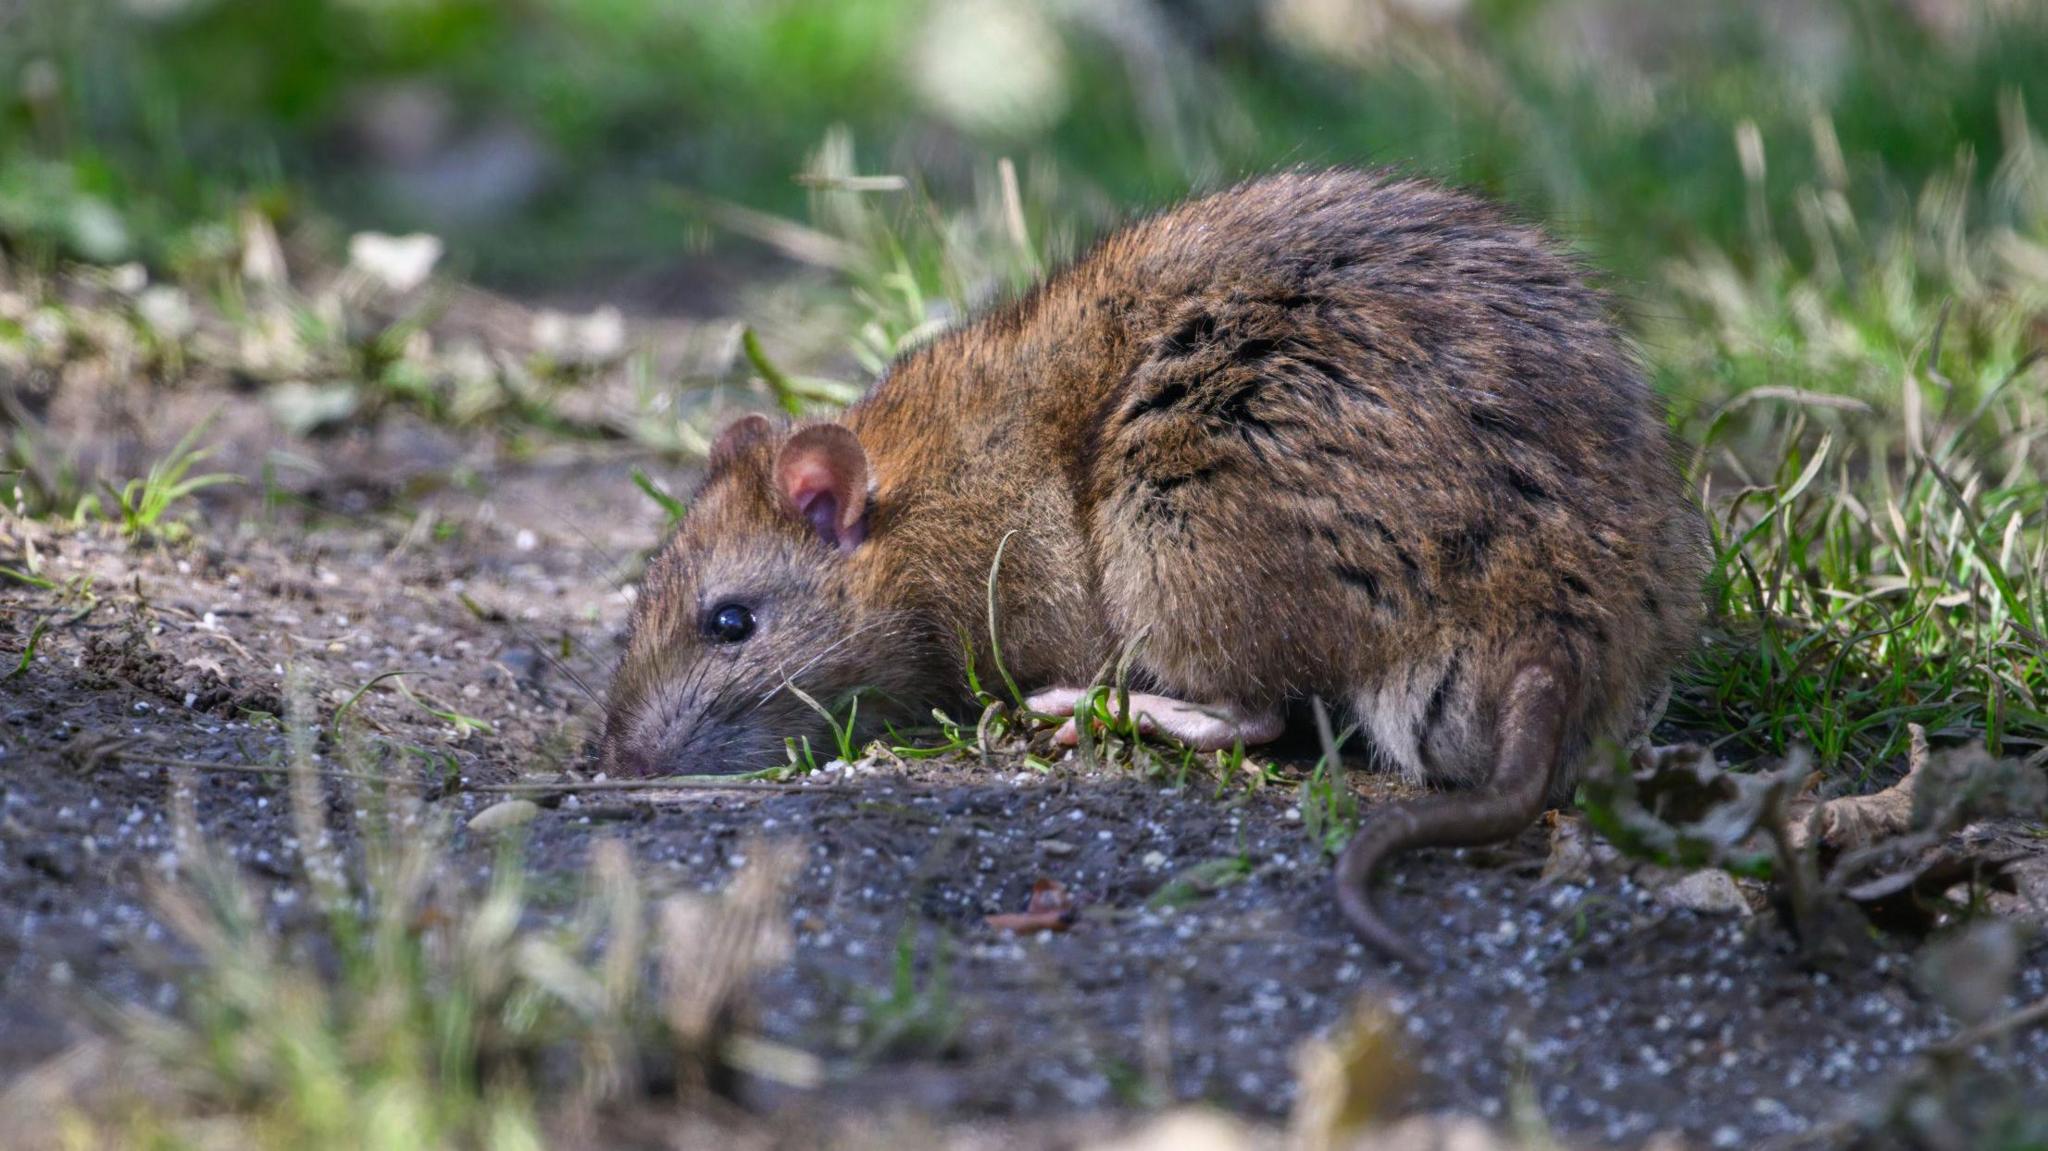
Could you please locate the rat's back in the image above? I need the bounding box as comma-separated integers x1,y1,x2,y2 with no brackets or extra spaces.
1038,169,1708,786
1036,171,1710,962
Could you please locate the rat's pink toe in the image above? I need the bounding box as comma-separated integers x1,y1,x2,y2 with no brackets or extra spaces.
1026,687,1088,716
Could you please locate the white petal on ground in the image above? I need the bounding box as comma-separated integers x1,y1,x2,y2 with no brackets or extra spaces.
347,231,444,294
136,286,195,341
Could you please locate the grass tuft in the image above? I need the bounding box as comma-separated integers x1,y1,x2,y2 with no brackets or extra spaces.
39,677,812,1148
1668,118,2048,777
84,418,240,542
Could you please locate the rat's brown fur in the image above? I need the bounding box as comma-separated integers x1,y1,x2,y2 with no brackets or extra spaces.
603,168,1709,960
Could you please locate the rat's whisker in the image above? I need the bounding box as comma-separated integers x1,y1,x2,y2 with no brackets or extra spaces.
748,618,900,711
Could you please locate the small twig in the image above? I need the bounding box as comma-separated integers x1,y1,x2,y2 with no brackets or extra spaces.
106,750,398,785
108,749,863,796
1931,993,2048,1057
464,777,862,796
984,529,1027,709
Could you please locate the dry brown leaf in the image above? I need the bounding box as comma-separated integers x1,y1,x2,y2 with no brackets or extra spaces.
1840,844,2023,934
985,876,1078,933
658,839,800,1058
1649,868,1753,916
1539,811,1617,886
1788,723,1927,851
466,798,539,833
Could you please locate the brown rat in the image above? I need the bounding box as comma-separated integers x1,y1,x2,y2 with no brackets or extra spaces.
602,168,1710,964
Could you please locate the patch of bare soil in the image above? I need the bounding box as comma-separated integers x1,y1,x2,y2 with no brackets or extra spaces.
3,400,2046,1149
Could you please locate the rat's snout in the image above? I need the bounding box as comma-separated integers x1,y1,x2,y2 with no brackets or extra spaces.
606,713,756,777
603,685,785,778
603,652,834,778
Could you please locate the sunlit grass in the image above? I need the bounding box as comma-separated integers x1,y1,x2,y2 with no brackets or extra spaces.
38,685,809,1150
1664,111,2048,777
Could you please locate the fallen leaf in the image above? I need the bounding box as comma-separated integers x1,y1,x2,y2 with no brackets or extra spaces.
1788,723,1926,852
1648,868,1753,916
985,876,1077,933
1539,811,1607,885
467,798,539,833
1579,742,1803,878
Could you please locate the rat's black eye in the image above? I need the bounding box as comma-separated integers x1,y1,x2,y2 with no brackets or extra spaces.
703,603,756,645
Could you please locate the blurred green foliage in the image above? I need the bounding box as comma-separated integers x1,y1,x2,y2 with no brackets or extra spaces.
4,0,2048,287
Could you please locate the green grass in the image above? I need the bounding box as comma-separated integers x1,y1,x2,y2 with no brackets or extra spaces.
1301,700,1362,858
10,1,2048,292
66,684,810,1149
842,925,961,1062
7,615,48,680
783,679,863,771
629,468,687,530
1663,110,2048,776
90,417,240,541
5,408,237,541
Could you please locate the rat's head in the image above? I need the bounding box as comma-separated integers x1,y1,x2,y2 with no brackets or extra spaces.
601,413,917,776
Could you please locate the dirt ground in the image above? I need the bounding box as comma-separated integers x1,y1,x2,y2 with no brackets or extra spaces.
4,387,2047,1149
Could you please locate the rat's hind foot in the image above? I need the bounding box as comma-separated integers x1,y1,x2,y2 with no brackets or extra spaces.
1025,688,1283,751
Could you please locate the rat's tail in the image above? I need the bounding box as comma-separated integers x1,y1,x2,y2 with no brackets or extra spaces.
1333,658,1569,967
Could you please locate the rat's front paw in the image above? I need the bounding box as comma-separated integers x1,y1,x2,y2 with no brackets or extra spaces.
1027,688,1283,752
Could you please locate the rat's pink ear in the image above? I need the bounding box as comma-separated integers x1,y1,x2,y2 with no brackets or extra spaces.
708,413,776,471
774,424,870,552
